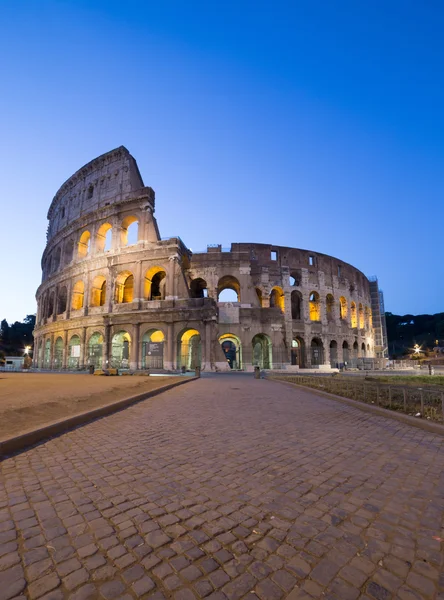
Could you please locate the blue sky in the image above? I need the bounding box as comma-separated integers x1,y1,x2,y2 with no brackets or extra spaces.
1,0,443,322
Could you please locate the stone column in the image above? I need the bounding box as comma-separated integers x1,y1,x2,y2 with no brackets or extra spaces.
62,330,68,370
80,327,87,369
83,274,90,316
49,333,55,369
165,323,174,371
133,261,143,304
204,320,212,371
131,324,140,371
102,322,111,370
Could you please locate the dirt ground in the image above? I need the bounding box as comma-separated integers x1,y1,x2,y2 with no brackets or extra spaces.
0,373,182,441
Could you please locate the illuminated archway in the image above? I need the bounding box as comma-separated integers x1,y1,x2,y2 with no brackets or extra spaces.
88,332,103,369
326,294,335,322
115,271,134,304
111,331,131,369
177,329,201,370
358,303,364,329
252,333,272,369
91,275,106,307
351,302,357,328
270,287,285,312
144,266,167,300
71,280,84,310
68,334,81,369
44,339,51,368
309,292,321,321
121,215,139,246
339,297,348,320
54,337,63,369
142,329,165,369
78,231,91,259
219,333,242,369
96,222,113,253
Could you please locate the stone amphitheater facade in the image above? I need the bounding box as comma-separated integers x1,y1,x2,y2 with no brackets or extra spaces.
34,147,376,372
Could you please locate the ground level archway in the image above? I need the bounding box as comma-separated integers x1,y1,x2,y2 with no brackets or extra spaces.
252,334,272,369
178,329,201,371
291,337,305,367
142,329,165,369
311,338,324,366
88,332,104,368
111,331,131,369
219,334,242,369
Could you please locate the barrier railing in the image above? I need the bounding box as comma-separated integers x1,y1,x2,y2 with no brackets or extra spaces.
271,375,444,423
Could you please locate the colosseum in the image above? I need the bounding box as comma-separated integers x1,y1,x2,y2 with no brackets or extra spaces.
34,146,377,372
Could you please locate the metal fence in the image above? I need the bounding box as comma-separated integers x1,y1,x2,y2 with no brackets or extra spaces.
272,375,444,423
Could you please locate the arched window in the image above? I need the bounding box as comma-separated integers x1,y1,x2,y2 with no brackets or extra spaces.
252,334,272,369
361,342,366,356
64,239,74,265
91,275,107,307
351,302,357,328
54,337,63,369
270,287,285,312
339,296,348,320
96,223,113,253
217,276,240,302
115,271,134,303
255,288,263,307
190,278,208,299
144,267,167,300
291,290,301,319
47,292,55,318
121,216,139,247
343,341,350,362
46,256,52,277
71,281,84,310
290,270,301,286
57,286,67,314
326,294,335,322
358,303,364,329
309,292,320,321
78,231,91,259
353,341,359,357
330,340,338,367
311,338,324,365
53,247,61,272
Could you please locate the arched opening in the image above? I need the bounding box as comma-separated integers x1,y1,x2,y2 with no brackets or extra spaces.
53,247,61,272
330,340,338,367
96,223,113,253
91,275,106,307
291,291,302,319
219,334,242,370
311,338,324,366
361,342,366,357
289,276,296,286
255,288,263,307
121,216,139,247
339,296,348,320
88,332,103,369
326,294,335,322
309,292,321,321
78,231,91,259
290,270,301,286
64,239,74,265
252,334,272,369
71,281,84,310
142,329,165,369
190,278,208,299
270,287,285,312
366,306,372,328
111,331,131,369
351,302,357,328
44,339,51,368
47,292,55,318
46,256,52,277
353,341,359,358
217,276,240,303
343,341,350,363
57,286,67,314
68,335,81,369
54,337,63,369
115,271,134,304
367,343,370,352
178,329,201,371
291,337,305,367
358,303,364,329
144,267,167,300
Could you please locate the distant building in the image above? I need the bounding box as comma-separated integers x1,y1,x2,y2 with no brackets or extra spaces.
3,356,24,370
369,277,388,358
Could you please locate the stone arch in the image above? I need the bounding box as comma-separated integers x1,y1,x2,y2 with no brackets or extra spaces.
88,332,104,368
361,342,366,356
57,286,67,314
144,266,167,300
311,338,324,366
353,341,359,358
68,334,81,369
330,340,338,367
217,276,240,302
142,329,165,369
290,269,301,286
44,339,51,368
71,280,84,310
121,215,139,247
343,340,350,363
291,290,302,319
291,337,305,367
64,239,74,265
91,275,106,307
339,296,348,320
47,291,55,318
96,222,113,253
358,303,364,329
177,328,201,370
351,302,357,328
111,330,131,369
190,278,208,299
53,247,61,272
270,286,285,312
326,294,335,322
78,230,91,259
255,287,263,307
309,291,321,321
115,271,134,304
54,336,63,369
252,333,272,369
219,333,242,370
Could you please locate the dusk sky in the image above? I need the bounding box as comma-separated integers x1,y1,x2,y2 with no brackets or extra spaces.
1,0,443,323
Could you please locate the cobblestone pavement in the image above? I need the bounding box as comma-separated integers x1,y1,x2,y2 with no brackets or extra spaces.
1,375,444,600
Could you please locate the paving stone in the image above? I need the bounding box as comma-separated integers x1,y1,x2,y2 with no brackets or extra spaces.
28,572,61,600
131,575,156,596
69,584,98,600
99,580,126,599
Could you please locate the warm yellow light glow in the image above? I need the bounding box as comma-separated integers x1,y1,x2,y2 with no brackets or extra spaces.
270,286,285,312
351,302,357,328
309,292,321,321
